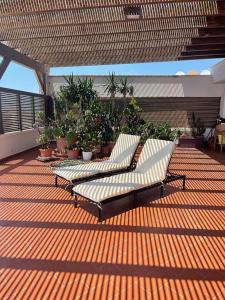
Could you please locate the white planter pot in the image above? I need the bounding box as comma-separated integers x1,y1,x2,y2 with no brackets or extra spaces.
82,151,92,161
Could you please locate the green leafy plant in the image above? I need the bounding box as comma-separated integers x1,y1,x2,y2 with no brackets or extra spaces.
121,97,145,135
57,74,79,112
56,75,97,116
119,77,134,98
36,127,53,149
76,98,103,151
53,110,77,139
77,77,97,112
104,72,119,98
139,122,178,144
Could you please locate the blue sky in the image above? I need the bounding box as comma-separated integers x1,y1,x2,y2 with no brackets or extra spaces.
0,57,222,93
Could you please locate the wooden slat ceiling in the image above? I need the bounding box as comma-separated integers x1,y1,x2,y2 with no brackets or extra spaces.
1,0,225,67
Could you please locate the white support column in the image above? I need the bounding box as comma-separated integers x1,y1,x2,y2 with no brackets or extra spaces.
0,57,10,80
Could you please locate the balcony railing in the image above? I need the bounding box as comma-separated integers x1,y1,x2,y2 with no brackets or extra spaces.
0,87,46,134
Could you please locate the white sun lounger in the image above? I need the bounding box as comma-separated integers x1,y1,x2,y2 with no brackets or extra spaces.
73,139,186,221
53,133,140,189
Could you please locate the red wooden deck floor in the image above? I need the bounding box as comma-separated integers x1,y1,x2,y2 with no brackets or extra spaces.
0,147,224,300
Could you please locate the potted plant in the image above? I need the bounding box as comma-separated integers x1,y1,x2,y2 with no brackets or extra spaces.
121,97,145,135
53,110,77,154
81,133,96,161
171,129,181,145
36,127,53,157
65,130,80,159
53,124,67,154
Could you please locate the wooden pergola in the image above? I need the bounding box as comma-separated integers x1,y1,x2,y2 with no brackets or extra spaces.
0,0,225,92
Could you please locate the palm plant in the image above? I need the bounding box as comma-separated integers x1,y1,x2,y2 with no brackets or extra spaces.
119,77,134,98
57,74,79,113
77,77,97,112
104,72,119,98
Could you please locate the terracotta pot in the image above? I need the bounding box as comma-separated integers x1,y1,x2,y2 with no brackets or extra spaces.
67,149,79,159
39,148,52,158
82,151,92,161
108,141,115,152
56,137,66,154
102,145,110,156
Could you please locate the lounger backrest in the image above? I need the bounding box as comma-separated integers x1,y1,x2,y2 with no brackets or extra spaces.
135,139,174,181
109,134,140,166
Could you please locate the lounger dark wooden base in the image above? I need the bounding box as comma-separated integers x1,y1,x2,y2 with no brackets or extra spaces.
73,172,186,222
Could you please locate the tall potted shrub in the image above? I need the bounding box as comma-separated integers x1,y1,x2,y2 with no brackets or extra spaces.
33,111,53,157
53,110,76,154
65,130,80,159
36,127,53,157
81,133,96,160
53,123,67,154
121,97,144,135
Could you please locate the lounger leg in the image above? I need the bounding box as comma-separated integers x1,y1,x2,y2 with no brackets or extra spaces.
74,194,78,208
70,185,74,197
133,192,137,208
98,204,103,222
160,183,165,198
55,175,58,187
182,175,186,190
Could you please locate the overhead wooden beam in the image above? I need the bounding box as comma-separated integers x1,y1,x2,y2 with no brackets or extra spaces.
179,54,225,60
0,57,10,80
206,16,225,27
22,42,188,57
0,0,222,17
199,27,225,37
0,15,210,32
186,43,225,51
0,27,199,42
0,42,46,73
13,37,191,53
192,36,225,45
1,13,225,33
181,49,225,56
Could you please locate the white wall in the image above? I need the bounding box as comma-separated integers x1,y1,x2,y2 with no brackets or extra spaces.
211,59,225,83
48,74,225,98
211,60,225,117
0,129,38,160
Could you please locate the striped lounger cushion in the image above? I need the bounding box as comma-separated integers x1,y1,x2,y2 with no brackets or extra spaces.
73,139,175,203
53,133,140,182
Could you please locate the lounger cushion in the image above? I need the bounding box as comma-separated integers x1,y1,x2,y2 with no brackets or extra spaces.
73,173,135,202
53,164,98,181
109,133,140,167
135,139,174,182
53,133,140,181
73,139,175,202
73,171,161,203
53,160,135,182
